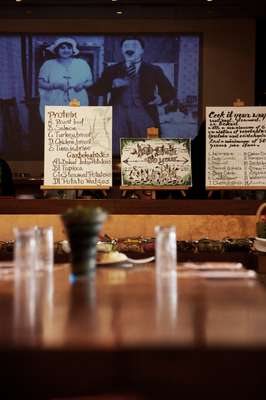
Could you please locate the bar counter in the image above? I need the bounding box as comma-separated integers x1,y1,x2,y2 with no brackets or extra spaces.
0,199,263,242
1,263,266,398
0,198,263,215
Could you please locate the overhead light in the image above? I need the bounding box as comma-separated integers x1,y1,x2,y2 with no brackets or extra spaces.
112,0,118,2
16,0,23,2
206,0,214,2
116,10,123,15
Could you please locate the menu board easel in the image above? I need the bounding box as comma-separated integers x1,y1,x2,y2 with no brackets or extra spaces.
206,106,266,191
41,105,112,197
120,136,192,199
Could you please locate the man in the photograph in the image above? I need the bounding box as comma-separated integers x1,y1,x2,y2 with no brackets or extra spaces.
89,36,176,155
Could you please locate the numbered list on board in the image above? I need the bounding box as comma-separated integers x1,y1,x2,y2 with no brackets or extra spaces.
206,106,266,188
44,106,112,187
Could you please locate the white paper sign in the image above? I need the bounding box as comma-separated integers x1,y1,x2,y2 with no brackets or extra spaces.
121,138,192,187
206,106,266,188
44,106,112,187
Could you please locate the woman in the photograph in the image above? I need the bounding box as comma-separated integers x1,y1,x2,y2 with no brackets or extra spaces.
38,37,93,121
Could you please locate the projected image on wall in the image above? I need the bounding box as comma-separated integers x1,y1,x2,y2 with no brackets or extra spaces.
0,34,200,160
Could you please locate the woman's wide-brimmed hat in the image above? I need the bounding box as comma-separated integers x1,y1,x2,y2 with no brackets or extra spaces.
47,37,79,55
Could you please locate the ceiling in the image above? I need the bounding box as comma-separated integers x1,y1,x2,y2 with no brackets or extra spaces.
1,0,266,19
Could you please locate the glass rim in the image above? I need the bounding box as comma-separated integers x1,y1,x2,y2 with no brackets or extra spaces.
13,227,36,235
155,225,176,233
35,226,53,232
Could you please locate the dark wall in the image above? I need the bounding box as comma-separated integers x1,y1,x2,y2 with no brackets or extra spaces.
256,19,266,105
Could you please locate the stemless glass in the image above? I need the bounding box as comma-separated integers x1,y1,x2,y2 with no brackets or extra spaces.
14,227,37,277
35,226,54,273
155,225,177,276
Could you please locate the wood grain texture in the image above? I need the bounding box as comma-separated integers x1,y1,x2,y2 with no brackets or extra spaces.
0,199,263,215
0,264,266,398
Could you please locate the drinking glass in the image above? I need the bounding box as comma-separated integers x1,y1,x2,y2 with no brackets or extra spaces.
155,225,177,276
35,226,54,272
14,227,37,277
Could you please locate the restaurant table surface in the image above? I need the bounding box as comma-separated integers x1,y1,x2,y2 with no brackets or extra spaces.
1,262,266,399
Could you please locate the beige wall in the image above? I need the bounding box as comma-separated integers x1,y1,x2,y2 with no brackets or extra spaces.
0,18,256,176
0,214,257,242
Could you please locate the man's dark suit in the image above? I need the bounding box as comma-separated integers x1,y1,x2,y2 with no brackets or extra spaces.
89,61,176,155
0,158,15,196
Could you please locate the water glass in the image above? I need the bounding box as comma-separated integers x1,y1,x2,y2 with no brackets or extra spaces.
35,226,54,272
155,225,177,275
14,227,37,277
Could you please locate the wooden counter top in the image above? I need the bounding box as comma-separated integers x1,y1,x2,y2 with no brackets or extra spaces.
0,198,264,215
1,263,266,398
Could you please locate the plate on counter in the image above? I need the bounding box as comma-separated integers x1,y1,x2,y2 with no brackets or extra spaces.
97,251,128,266
97,251,154,266
254,237,266,253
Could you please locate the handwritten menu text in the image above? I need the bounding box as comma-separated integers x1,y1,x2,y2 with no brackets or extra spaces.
121,138,192,187
44,106,112,187
206,106,266,188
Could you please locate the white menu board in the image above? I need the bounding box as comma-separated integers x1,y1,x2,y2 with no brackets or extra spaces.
121,138,192,187
206,106,266,189
43,106,112,188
